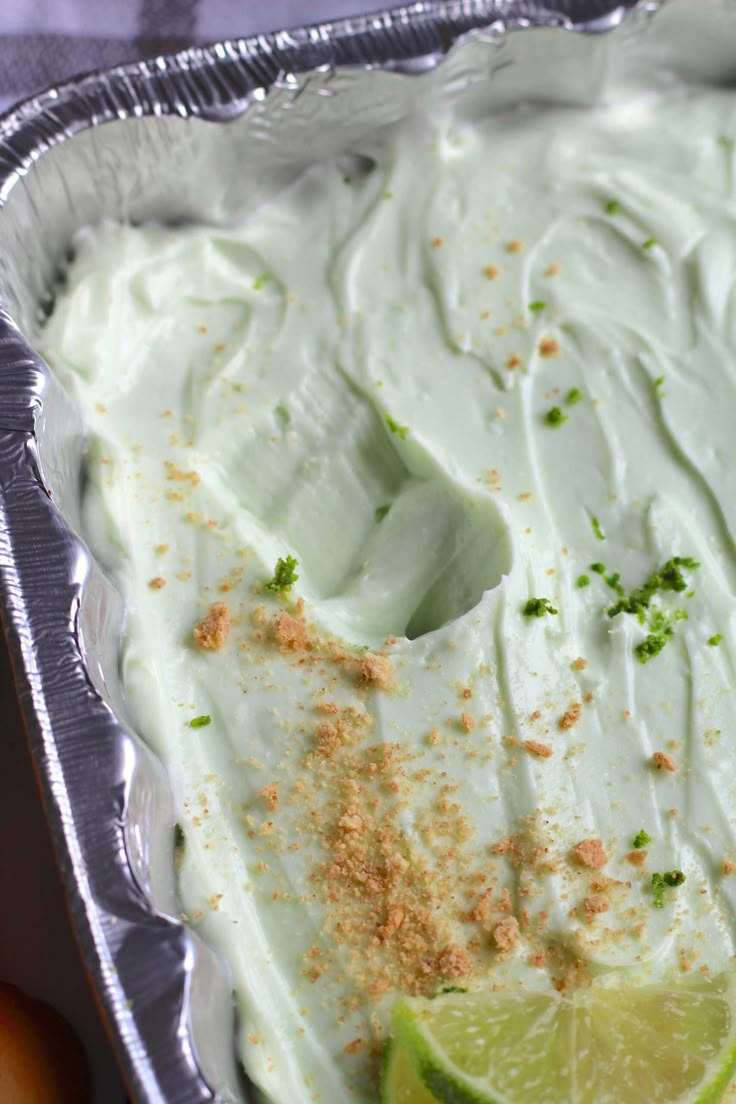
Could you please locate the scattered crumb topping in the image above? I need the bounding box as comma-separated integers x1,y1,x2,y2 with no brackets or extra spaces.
539,338,559,358
436,943,471,979
652,751,678,772
461,711,475,733
164,460,200,487
505,239,524,253
358,652,391,689
492,916,520,953
583,894,609,918
544,263,560,277
484,264,501,279
572,839,607,869
559,702,582,730
193,601,231,651
523,739,553,759
626,850,648,866
571,656,588,671
259,784,279,811
274,610,311,652
148,576,166,590
723,860,736,875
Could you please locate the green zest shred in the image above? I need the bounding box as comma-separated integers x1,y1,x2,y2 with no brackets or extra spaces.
386,414,409,439
592,556,700,664
651,870,686,909
709,633,723,646
577,575,590,588
375,504,390,522
566,387,583,406
189,714,211,728
642,237,658,250
605,199,620,215
529,300,547,312
591,516,606,541
632,829,652,849
607,557,699,620
523,597,558,618
546,406,567,427
264,555,300,593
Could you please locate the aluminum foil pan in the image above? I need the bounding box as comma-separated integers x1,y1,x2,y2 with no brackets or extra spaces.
1,0,732,1100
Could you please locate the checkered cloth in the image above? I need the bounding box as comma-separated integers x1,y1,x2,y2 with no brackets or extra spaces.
0,0,392,114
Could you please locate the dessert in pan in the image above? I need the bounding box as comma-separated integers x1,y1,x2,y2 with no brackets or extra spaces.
39,67,736,1104
4,0,736,1101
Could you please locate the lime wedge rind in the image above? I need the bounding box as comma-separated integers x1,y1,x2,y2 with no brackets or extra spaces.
391,974,736,1104
380,1035,444,1104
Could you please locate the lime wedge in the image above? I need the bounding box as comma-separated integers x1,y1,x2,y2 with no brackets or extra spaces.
381,1038,443,1104
392,973,736,1104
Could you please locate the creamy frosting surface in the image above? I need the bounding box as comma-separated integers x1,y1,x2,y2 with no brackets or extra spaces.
40,87,736,1103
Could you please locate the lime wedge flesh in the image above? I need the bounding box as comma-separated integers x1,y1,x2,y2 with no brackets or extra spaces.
392,973,736,1104
381,1038,443,1104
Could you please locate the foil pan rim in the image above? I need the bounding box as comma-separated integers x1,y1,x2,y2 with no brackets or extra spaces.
0,2,651,1102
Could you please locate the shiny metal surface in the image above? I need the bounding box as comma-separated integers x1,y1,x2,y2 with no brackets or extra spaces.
1,0,729,1100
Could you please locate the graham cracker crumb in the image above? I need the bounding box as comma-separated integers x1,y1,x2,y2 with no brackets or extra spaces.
652,751,677,772
544,263,560,277
572,838,607,869
461,711,475,733
506,239,524,253
436,943,471,980
492,916,520,953
358,652,391,689
571,657,588,671
560,702,582,730
148,576,166,590
275,611,311,652
523,739,553,759
484,264,501,279
539,338,559,358
193,601,231,650
468,889,494,931
583,894,609,919
626,850,648,867
260,784,279,812
723,860,736,875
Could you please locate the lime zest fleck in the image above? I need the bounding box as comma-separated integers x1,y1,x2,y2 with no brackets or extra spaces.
375,504,391,522
523,597,558,618
546,406,567,427
632,829,652,849
264,555,299,593
591,516,606,541
386,414,409,439
189,714,211,728
577,574,590,588
590,562,606,574
566,387,583,406
709,633,723,646
642,236,658,250
529,300,547,312
605,199,620,215
651,869,686,908
252,273,271,290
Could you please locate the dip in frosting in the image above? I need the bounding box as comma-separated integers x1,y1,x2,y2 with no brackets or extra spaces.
40,86,736,1104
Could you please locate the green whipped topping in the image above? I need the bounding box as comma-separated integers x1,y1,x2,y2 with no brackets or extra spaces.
38,87,736,1104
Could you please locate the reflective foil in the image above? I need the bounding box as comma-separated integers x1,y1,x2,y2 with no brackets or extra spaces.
1,1,734,1101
